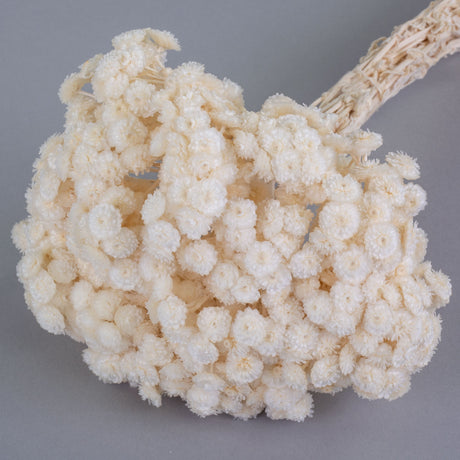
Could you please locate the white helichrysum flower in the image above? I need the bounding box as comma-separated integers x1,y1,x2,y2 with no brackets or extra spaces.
141,190,166,225
157,295,187,330
88,203,122,240
272,149,303,183
365,222,400,260
124,79,157,117
423,265,452,308
284,320,319,361
400,183,427,217
233,130,259,160
264,388,313,422
47,255,77,284
114,304,145,336
16,253,43,282
232,275,260,304
255,322,284,357
222,199,257,230
28,269,57,305
206,261,239,304
197,306,232,342
106,115,147,153
189,127,225,156
362,192,392,223
109,258,139,291
177,240,217,275
318,202,360,240
282,362,308,391
187,334,219,365
302,290,333,326
293,277,321,303
326,282,363,337
70,280,94,311
310,355,340,388
366,342,393,368
225,350,263,384
244,241,281,279
188,178,227,217
351,359,386,399
139,334,173,367
232,307,267,347
92,52,130,102
138,382,162,408
330,281,364,315
258,199,284,239
187,149,223,179
164,160,194,193
368,174,405,207
301,149,328,185
339,343,358,375
82,349,125,385
225,227,257,253
96,321,127,352
92,289,122,321
398,276,424,315
386,152,420,180
382,367,411,401
309,227,346,256
186,385,221,417
37,168,61,202
333,245,371,284
143,220,181,261
35,305,66,335
324,174,362,203
175,207,213,240
289,245,321,279
349,329,380,357
363,300,393,338
258,264,292,294
102,228,138,258
283,205,312,237
270,231,302,260
159,361,190,398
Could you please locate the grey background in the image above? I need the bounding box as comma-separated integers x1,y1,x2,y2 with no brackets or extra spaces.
1,0,459,459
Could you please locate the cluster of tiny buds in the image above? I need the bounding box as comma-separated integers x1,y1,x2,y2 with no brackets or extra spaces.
12,28,451,421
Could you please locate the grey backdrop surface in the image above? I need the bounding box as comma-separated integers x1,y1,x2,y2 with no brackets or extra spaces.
1,1,459,459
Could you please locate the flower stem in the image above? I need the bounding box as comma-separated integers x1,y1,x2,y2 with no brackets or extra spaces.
312,0,460,133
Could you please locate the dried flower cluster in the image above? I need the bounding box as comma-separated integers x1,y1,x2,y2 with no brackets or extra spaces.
12,29,451,421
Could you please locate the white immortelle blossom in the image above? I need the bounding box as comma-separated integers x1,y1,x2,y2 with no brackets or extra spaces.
88,203,122,240
324,174,362,202
197,307,231,342
109,258,139,291
222,199,257,229
333,245,371,284
144,220,181,261
12,25,453,421
141,190,166,224
289,245,321,279
319,202,360,240
386,152,420,180
226,350,263,384
244,241,281,279
188,178,227,217
365,222,400,260
232,307,267,347
177,240,217,275
102,228,138,258
157,295,187,330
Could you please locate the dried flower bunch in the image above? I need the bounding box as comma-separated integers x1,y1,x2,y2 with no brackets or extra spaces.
12,0,458,421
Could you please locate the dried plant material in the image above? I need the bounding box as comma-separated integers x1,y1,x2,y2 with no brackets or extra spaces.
313,0,460,133
11,2,457,421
